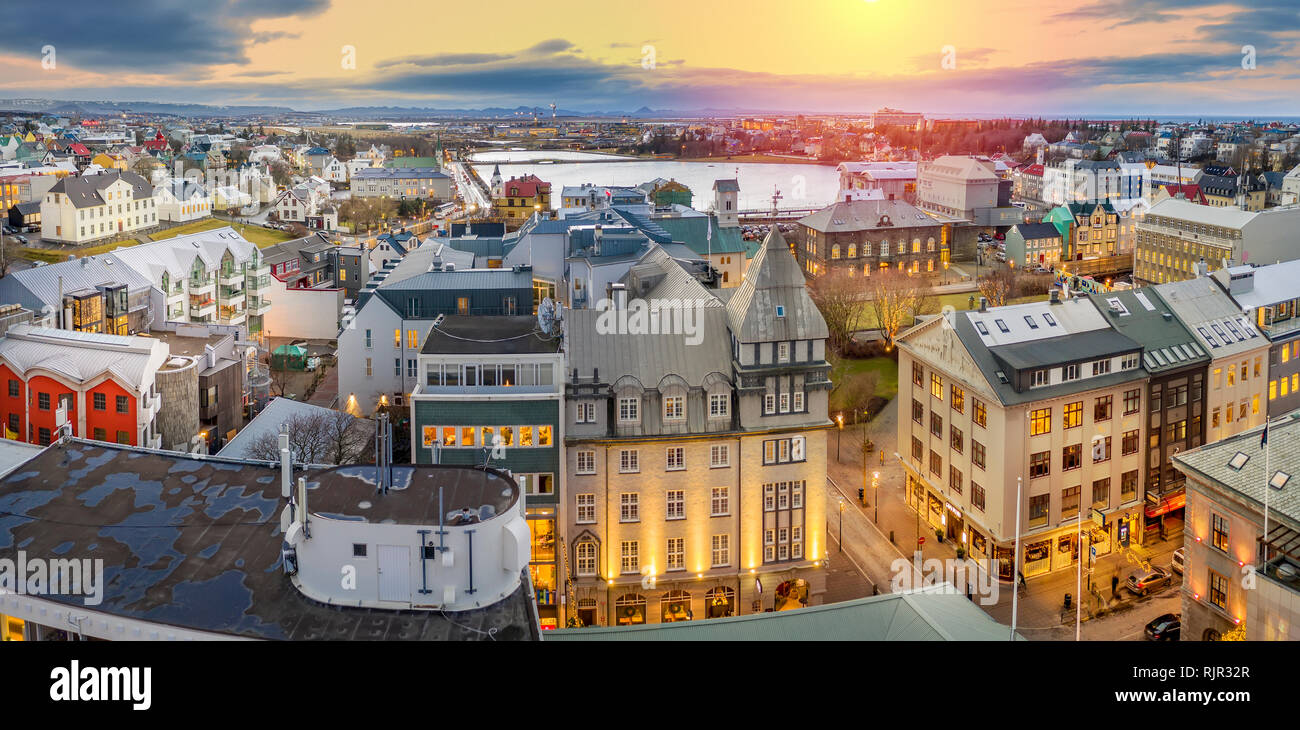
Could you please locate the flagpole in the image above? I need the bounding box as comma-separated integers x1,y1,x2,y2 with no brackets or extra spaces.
1263,417,1270,568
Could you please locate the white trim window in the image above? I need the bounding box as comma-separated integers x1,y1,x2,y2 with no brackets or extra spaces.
710,487,730,516
618,397,640,423
576,450,596,475
778,342,790,362
711,534,730,567
779,392,790,413
576,541,597,576
666,447,685,471
663,395,685,421
576,402,596,423
710,444,730,468
620,541,639,574
666,537,685,571
666,490,685,520
620,492,640,522
709,392,729,418
793,390,804,412
792,480,804,508
576,493,596,523
764,393,776,414
619,449,639,473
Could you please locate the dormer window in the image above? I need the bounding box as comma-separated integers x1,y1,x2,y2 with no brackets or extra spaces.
1032,370,1049,387
775,305,785,318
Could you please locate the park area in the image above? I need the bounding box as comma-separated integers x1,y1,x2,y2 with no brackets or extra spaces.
20,216,298,263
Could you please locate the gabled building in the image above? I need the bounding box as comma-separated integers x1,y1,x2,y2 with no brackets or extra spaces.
796,197,951,278
152,178,211,223
1214,261,1300,415
40,170,157,244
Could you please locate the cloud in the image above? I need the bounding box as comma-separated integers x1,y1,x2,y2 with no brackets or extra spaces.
375,52,512,69
525,39,576,55
250,31,300,44
0,0,329,69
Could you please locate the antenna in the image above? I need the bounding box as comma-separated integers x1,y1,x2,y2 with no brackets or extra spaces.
537,297,556,335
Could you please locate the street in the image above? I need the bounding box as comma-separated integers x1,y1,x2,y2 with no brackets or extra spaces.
822,395,1185,641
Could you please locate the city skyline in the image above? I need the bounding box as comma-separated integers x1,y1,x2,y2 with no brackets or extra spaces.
1,0,1296,115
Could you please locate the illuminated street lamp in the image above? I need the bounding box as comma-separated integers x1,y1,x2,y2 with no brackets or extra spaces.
835,413,844,462
872,471,881,523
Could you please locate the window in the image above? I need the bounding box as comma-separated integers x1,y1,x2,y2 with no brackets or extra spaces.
711,534,730,567
778,342,790,362
1093,436,1111,463
665,447,685,471
1211,513,1229,552
972,482,985,511
949,466,963,494
663,396,684,421
666,538,684,571
1121,470,1138,503
972,441,986,469
364,329,372,348
576,493,596,523
709,393,729,418
1030,408,1051,436
618,397,640,423
92,427,106,441
912,398,924,424
711,487,730,516
576,450,595,475
1094,395,1112,422
620,541,639,574
973,399,986,428
950,385,964,413
930,450,943,476
365,358,373,377
116,430,129,444
912,362,924,386
1063,401,1082,429
912,435,924,460
1092,478,1110,510
618,450,639,473
764,393,776,414
1123,388,1141,414
576,542,597,576
620,493,640,522
666,491,685,520
1028,494,1050,527
1063,444,1082,471
93,392,106,411
1030,451,1050,478
1092,359,1111,376
930,373,944,399
1063,364,1079,381
1061,486,1080,521
931,411,943,438
5,380,16,398
37,392,49,411
1208,570,1227,609
710,444,730,468
950,425,964,453
576,402,596,423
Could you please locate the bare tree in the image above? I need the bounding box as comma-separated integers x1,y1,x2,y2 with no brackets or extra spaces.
867,268,936,348
977,268,1017,308
241,409,371,465
835,369,880,427
809,272,864,356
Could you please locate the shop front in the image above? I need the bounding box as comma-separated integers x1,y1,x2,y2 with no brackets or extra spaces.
526,506,558,630
614,593,647,625
660,590,693,622
1024,538,1052,577
774,578,810,611
705,586,736,619
1143,488,1186,544
1052,532,1078,572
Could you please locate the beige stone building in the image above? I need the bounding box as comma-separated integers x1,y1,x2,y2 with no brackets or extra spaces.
562,230,831,627
1134,199,1300,286
896,296,1150,581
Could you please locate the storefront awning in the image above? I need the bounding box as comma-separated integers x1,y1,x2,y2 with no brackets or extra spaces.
1144,490,1185,518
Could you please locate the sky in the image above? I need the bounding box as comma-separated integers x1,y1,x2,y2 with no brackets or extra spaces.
1,0,1298,115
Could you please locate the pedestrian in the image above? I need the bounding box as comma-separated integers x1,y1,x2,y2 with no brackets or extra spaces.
1111,574,1120,600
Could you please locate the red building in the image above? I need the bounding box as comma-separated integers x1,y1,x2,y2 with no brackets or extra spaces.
0,325,167,447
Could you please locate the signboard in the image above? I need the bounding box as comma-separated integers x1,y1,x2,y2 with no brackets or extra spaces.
917,537,926,546
1091,507,1105,528
1118,519,1130,547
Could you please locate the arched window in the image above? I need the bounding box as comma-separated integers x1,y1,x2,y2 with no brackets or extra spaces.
831,244,840,260
615,593,647,625
705,586,736,619
864,263,871,277
661,590,692,622
912,238,921,253
574,541,597,576
847,267,855,277
927,237,936,252
846,243,856,258
927,259,935,272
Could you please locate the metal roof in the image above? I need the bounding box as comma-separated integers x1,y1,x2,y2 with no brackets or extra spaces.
0,252,154,310
1175,411,1300,526
0,324,169,392
1156,277,1266,359
725,227,829,343
217,396,372,464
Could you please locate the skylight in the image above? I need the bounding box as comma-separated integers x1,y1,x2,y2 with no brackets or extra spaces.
1024,315,1038,329
995,319,1009,333
975,322,989,335
1270,471,1290,490
1228,452,1250,470
1043,313,1057,326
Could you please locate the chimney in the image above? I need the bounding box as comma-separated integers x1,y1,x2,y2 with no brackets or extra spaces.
979,296,988,312
1194,256,1209,278
593,224,603,255
279,432,292,498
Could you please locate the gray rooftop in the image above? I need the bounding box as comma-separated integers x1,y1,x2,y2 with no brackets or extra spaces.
725,227,829,344
1175,410,1300,526
1156,277,1267,358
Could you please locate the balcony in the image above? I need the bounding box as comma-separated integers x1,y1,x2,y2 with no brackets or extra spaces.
246,274,272,292
248,262,271,278
165,286,185,302
145,433,162,450
141,392,161,421
221,287,246,307
190,297,216,318
219,305,246,325
248,296,272,315
219,268,245,286
189,277,216,295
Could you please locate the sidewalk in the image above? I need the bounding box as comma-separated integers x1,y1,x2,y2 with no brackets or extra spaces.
826,395,1182,634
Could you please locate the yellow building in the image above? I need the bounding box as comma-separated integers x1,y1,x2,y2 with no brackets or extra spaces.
90,152,129,171
493,175,551,221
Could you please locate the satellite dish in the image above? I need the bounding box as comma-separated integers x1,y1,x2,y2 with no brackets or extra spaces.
537,297,556,335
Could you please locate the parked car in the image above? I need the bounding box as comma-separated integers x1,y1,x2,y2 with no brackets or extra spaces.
1126,566,1172,596
1144,613,1181,641
1171,547,1186,575
994,252,1007,263
2,225,15,234
14,235,27,244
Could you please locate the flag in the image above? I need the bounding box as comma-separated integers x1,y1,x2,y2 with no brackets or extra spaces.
1261,420,1269,449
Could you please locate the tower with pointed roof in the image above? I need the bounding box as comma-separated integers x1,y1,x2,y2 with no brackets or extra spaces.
490,164,503,197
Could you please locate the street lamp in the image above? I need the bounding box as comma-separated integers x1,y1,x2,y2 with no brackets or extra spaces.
835,413,844,462
838,499,845,553
872,471,880,523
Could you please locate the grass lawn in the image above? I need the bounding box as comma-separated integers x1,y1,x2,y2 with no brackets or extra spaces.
853,291,1049,329
20,218,297,263
829,355,898,415
149,218,296,248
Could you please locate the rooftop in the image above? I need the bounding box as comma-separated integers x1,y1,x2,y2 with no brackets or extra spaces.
421,315,561,355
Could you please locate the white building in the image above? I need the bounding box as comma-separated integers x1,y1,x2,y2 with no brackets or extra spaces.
153,178,212,223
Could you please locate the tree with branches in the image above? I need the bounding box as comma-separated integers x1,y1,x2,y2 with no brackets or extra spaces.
867,267,938,348
809,272,864,356
977,267,1018,308
241,409,372,465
